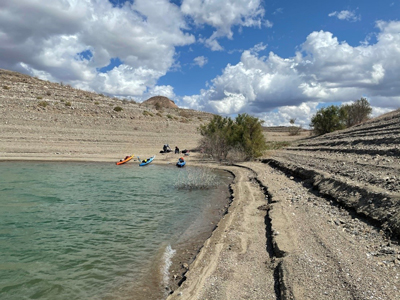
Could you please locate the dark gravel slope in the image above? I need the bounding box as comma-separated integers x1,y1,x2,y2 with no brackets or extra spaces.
264,110,400,238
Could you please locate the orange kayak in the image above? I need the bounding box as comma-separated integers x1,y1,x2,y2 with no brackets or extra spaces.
116,155,134,165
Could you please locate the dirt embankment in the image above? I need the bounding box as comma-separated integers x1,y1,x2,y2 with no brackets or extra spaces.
168,160,400,300
264,110,400,237
168,112,400,300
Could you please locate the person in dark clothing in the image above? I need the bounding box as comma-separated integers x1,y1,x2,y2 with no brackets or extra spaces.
175,146,179,154
162,144,172,153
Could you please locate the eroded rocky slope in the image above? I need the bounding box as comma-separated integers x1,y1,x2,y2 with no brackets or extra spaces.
264,110,400,237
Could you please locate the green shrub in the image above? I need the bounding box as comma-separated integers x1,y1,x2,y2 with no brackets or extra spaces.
36,96,43,100
38,101,48,107
340,98,372,127
199,113,267,161
94,101,99,105
65,102,71,107
310,98,372,135
310,105,345,135
114,106,123,112
3,85,10,90
166,114,173,119
143,110,153,117
156,112,163,117
265,141,291,150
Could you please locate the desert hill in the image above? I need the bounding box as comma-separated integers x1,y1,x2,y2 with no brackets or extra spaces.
142,95,179,109
0,68,215,160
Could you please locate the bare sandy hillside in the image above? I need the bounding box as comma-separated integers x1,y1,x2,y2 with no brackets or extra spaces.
0,69,214,161
1,68,310,162
142,96,179,109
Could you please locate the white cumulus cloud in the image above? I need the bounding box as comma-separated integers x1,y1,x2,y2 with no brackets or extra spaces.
0,0,194,97
181,21,400,127
329,10,361,22
181,0,265,50
193,56,208,67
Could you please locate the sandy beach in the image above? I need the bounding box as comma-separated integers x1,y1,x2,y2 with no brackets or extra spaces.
2,69,400,299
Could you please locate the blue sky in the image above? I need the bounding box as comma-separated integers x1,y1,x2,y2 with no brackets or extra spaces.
0,0,399,127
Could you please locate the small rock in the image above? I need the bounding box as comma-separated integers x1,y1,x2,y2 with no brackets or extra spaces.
380,247,396,255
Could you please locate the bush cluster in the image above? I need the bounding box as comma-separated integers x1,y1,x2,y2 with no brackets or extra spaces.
310,98,372,135
38,101,48,107
199,113,267,161
143,110,153,117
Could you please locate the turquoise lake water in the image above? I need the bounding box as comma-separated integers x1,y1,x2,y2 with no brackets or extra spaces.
0,162,231,300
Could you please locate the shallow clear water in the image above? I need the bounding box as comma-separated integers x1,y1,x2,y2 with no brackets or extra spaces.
0,162,230,300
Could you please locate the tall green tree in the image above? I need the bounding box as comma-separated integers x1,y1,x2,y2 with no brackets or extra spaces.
344,98,372,127
310,98,373,135
310,105,346,135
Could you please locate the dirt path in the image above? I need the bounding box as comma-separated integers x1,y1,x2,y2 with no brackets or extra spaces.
252,162,400,300
168,162,400,300
167,165,276,299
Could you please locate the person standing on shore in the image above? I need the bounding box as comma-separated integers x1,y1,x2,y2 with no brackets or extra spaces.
175,146,179,154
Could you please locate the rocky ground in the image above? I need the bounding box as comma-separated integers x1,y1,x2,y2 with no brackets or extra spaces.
2,68,400,299
266,110,400,237
168,110,400,300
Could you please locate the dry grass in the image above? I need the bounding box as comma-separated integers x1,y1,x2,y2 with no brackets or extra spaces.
174,167,219,190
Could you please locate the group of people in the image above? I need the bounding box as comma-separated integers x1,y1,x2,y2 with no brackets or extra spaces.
161,144,182,154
